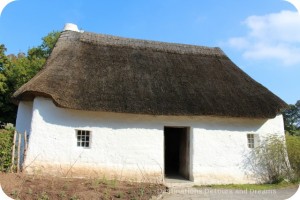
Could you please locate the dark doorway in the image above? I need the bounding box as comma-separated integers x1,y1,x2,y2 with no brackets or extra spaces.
164,127,190,179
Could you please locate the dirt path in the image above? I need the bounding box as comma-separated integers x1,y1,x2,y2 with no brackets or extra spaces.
160,186,299,200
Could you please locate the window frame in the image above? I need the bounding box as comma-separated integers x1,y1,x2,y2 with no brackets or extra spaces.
76,129,91,148
247,133,259,149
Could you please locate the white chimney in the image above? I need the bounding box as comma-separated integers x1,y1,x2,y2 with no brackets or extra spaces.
63,23,83,32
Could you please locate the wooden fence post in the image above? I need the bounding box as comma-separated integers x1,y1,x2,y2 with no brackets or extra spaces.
23,131,28,171
10,131,17,172
24,131,28,152
17,133,21,173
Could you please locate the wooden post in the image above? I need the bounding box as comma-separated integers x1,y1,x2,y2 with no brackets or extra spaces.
17,133,21,173
23,131,28,171
24,131,28,152
10,131,17,172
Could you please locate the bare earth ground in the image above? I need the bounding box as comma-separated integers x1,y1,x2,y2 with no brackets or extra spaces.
0,173,166,200
1,173,298,200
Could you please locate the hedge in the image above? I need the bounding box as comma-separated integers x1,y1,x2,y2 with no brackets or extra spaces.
0,129,13,172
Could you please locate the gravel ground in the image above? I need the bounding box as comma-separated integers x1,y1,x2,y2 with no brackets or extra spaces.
160,186,299,200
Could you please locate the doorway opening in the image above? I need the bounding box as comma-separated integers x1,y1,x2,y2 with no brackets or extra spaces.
164,127,190,180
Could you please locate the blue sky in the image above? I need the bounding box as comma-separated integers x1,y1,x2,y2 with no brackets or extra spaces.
0,0,299,104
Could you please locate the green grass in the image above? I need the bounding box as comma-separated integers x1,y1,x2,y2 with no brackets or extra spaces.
194,181,298,190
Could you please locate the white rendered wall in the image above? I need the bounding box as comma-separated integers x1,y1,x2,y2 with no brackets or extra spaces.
15,101,33,134
25,97,164,181
191,114,285,184
15,101,33,165
23,97,285,184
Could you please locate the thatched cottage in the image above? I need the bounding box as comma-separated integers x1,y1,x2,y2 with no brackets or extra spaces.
13,24,286,184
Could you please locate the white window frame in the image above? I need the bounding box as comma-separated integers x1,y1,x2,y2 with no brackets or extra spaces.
76,130,91,148
247,133,259,148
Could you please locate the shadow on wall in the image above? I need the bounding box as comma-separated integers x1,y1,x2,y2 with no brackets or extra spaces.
37,98,160,130
36,98,269,132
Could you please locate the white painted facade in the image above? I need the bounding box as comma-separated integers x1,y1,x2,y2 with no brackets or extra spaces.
15,101,33,135
16,97,285,184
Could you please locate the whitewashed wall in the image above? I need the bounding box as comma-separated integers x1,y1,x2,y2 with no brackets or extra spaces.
24,97,164,181
191,115,284,184
20,97,285,184
15,101,33,134
15,101,33,165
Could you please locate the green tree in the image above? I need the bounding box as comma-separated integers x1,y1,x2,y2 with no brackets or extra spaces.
0,45,9,69
28,31,60,59
0,45,14,122
283,100,300,136
0,31,60,123
0,45,9,92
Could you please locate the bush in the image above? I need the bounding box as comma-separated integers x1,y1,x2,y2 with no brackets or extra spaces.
0,129,14,172
248,135,291,184
286,135,300,181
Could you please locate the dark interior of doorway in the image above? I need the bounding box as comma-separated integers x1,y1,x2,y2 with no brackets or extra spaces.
164,127,189,180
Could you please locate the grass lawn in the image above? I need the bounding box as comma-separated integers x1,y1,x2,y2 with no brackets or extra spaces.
194,181,299,190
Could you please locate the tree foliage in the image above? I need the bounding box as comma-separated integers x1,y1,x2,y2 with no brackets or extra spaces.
0,31,60,123
283,100,300,136
0,45,9,93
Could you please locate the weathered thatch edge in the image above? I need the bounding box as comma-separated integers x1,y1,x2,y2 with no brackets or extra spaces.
13,91,287,120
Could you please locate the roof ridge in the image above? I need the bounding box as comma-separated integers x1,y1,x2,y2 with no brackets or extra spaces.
60,30,226,56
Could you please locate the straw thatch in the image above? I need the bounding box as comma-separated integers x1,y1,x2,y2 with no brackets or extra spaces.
13,30,287,118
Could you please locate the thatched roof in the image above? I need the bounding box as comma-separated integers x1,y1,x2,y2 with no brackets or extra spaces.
13,30,287,118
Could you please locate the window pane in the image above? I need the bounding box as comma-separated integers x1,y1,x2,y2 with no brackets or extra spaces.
77,130,90,148
247,134,255,148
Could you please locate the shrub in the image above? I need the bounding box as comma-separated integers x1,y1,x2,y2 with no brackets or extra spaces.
286,135,300,181
247,135,291,184
0,129,14,172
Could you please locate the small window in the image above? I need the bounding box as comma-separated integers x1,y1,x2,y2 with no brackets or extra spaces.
76,130,90,148
247,134,259,148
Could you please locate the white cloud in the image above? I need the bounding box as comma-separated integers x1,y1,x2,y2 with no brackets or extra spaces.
227,10,300,66
228,37,250,49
